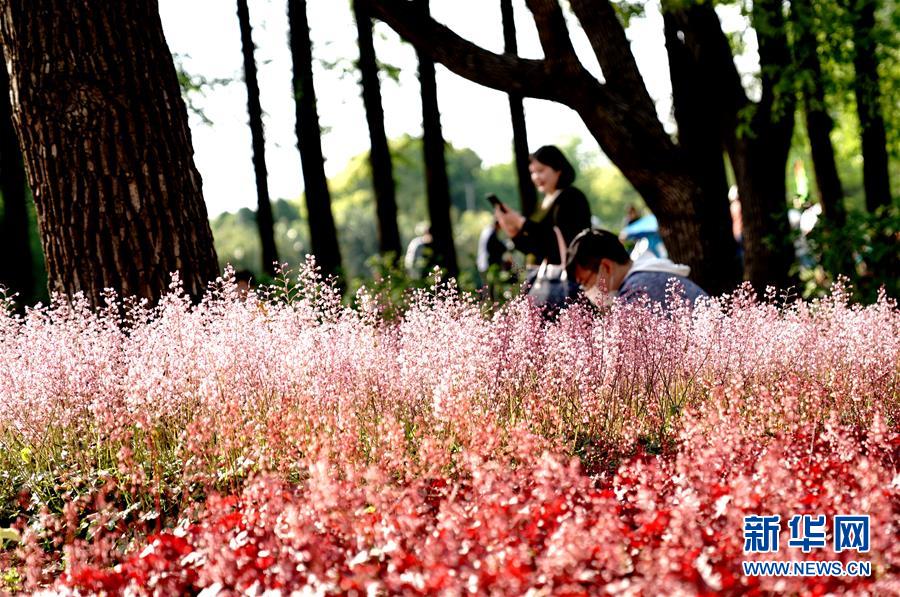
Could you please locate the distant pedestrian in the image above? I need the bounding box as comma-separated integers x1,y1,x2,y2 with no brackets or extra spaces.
405,224,435,279
729,186,744,265
477,220,513,299
477,220,510,274
624,204,641,226
235,269,254,299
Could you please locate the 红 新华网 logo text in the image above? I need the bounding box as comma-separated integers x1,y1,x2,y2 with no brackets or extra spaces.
742,514,871,577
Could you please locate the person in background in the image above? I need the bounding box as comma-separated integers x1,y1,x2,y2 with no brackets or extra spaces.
566,228,707,308
624,204,641,226
404,223,435,279
493,145,592,306
728,185,744,266
235,269,254,299
477,219,513,300
619,212,666,259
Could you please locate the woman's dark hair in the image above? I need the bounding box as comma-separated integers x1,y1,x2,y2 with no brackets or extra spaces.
530,145,576,188
565,228,631,279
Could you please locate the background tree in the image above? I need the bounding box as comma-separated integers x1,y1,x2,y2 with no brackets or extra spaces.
665,0,797,291
662,7,741,294
848,0,892,211
0,0,219,307
288,0,343,278
363,0,739,293
0,56,33,304
353,0,402,259
414,0,458,278
501,0,537,217
791,0,846,226
237,0,279,277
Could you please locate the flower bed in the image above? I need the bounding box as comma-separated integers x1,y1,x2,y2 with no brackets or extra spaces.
0,271,897,594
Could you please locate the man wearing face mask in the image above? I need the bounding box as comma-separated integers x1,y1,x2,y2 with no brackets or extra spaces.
566,229,708,308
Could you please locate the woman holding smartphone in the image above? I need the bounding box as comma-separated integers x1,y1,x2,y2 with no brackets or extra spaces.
493,145,592,307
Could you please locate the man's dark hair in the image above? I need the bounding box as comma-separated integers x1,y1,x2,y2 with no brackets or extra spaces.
566,228,630,278
235,269,254,284
530,145,576,188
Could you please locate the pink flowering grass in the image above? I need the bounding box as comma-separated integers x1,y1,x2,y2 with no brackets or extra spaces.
0,264,897,594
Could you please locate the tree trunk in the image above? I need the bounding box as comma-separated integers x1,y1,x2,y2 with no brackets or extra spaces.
0,0,218,308
735,0,796,291
663,11,741,295
415,0,458,278
364,0,787,292
288,0,343,278
353,0,402,258
730,137,796,291
0,56,33,305
500,0,537,217
850,0,891,212
668,0,796,291
237,0,279,277
792,0,845,226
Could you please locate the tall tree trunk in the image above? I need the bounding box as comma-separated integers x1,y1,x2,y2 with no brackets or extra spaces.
792,0,845,226
850,0,891,212
735,0,796,291
353,0,402,258
500,0,537,217
730,137,795,291
0,0,218,307
415,0,458,278
288,0,343,278
237,0,279,277
0,56,33,304
668,0,796,291
663,11,741,295
363,0,769,291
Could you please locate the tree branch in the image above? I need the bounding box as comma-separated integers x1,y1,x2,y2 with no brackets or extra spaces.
567,0,672,148
665,2,748,146
362,0,561,101
524,0,580,70
752,0,794,127
569,0,648,94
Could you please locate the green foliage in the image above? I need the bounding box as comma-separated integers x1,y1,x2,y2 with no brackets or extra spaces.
173,54,232,126
0,567,21,594
0,186,48,305
802,205,900,302
211,136,644,293
611,0,648,27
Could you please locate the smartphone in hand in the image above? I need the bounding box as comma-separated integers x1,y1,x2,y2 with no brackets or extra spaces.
486,194,507,213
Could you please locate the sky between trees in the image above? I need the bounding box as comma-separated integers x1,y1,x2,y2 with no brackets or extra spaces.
159,0,755,216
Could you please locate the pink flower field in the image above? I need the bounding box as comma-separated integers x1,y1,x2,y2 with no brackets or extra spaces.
0,269,897,595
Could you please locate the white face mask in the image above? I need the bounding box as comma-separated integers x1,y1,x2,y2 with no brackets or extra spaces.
583,270,616,306
583,285,606,306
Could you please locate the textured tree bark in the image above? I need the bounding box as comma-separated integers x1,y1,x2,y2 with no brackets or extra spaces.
791,0,845,227
850,0,892,212
364,0,741,292
669,0,796,292
288,0,343,278
744,0,796,291
353,0,402,258
0,57,33,305
732,0,796,291
729,137,795,292
414,0,458,278
663,12,742,295
0,0,219,307
237,0,279,277
501,0,536,217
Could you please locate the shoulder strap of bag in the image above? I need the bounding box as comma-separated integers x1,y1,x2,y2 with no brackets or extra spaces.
554,226,568,281
537,226,569,281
